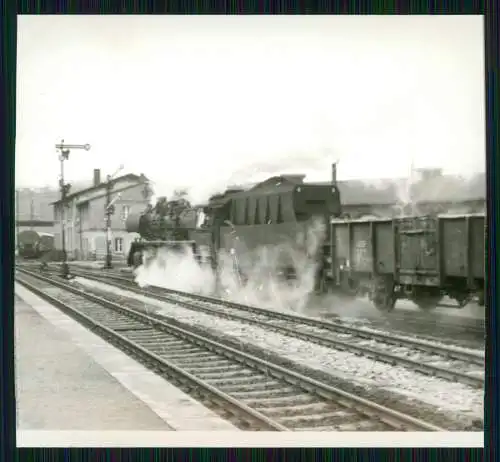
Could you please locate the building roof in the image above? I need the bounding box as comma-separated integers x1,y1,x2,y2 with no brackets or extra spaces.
225,172,486,206
328,172,486,206
50,173,148,205
16,220,55,227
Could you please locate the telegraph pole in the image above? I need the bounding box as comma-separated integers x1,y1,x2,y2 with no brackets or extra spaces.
105,176,113,269
55,140,91,278
30,193,34,229
104,165,124,269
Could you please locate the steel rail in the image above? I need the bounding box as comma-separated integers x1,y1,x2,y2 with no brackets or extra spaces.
57,267,484,389
16,269,444,431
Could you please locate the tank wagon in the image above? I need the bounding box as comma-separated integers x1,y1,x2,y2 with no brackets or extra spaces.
17,230,40,259
125,174,485,312
17,230,55,259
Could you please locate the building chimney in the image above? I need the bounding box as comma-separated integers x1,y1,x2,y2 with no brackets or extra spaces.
93,169,101,187
331,163,337,186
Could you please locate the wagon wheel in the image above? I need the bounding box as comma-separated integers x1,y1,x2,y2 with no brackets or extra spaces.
413,296,441,311
455,293,472,308
372,279,396,312
373,291,397,312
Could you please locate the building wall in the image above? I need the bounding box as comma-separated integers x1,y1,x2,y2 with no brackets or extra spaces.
15,188,60,222
77,229,139,261
53,181,148,260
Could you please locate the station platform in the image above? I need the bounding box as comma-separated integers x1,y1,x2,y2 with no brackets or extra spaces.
14,283,237,432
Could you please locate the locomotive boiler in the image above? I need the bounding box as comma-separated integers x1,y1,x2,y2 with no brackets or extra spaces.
125,196,199,267
126,174,343,288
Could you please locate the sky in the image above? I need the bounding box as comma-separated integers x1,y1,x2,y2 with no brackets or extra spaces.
16,15,485,204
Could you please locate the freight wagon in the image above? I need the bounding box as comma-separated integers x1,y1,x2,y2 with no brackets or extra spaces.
328,213,485,311
17,230,55,259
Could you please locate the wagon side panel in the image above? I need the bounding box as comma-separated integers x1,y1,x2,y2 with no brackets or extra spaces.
395,217,440,287
470,215,485,279
350,222,373,273
374,221,395,275
332,222,350,266
441,217,467,278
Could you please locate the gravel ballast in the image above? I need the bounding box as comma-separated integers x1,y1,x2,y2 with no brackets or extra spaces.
72,277,484,429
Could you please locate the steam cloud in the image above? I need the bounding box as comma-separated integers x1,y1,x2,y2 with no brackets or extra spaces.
135,153,484,319
352,169,485,219
133,217,327,314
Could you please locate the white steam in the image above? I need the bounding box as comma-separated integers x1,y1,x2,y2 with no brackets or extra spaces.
351,169,485,219
134,245,217,295
133,217,327,313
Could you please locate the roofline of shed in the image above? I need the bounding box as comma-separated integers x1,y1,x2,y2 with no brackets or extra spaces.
50,173,148,205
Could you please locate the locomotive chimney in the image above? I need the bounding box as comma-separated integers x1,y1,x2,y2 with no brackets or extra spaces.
331,163,337,186
93,169,101,187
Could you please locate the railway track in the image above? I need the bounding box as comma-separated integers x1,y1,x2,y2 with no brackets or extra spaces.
15,269,444,432
49,263,486,337
41,266,484,389
356,309,485,338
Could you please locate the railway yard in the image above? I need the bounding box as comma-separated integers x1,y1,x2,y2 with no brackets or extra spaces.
14,261,484,434
12,14,487,448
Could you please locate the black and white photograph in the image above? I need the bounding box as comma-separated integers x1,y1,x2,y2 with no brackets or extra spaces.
14,15,484,447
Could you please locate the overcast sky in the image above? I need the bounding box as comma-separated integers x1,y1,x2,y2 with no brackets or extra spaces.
16,15,485,203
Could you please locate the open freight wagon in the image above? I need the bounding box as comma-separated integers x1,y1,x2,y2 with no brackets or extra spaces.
328,213,485,311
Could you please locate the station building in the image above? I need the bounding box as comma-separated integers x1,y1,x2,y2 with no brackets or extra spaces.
51,169,150,261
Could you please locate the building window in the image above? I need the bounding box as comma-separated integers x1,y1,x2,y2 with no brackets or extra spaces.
121,205,130,221
78,202,90,225
115,237,124,253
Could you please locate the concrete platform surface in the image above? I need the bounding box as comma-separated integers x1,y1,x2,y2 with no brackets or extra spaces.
15,284,238,431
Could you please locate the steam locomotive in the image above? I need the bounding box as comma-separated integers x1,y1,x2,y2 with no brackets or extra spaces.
125,174,485,312
126,173,341,277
